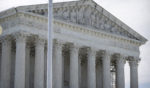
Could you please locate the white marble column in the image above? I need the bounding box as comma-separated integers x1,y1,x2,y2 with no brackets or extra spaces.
129,58,139,88
116,55,125,88
54,40,63,88
0,37,11,88
14,34,26,88
70,44,79,88
78,55,81,88
87,48,96,88
34,38,45,88
96,60,103,88
44,47,47,88
25,45,30,88
102,51,111,88
52,43,56,88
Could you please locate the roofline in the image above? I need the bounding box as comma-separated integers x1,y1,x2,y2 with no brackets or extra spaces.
0,0,148,44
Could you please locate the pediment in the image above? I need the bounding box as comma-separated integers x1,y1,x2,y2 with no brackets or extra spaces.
53,2,139,41
0,0,147,44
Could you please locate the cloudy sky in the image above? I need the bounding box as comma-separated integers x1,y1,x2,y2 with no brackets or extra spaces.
0,0,150,88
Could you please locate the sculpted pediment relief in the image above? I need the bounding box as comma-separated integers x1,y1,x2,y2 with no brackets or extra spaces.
26,1,139,41
52,5,139,40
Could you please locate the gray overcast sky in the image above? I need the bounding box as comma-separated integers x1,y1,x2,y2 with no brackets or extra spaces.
0,0,150,88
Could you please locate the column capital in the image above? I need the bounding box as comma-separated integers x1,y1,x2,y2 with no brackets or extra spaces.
69,43,80,50
0,35,12,42
128,56,140,67
101,50,113,60
114,54,126,64
98,50,105,57
54,39,64,46
105,50,113,55
13,32,28,42
1,36,11,47
34,36,45,46
86,47,97,57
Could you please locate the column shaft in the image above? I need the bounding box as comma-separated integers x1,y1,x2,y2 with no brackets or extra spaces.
14,35,26,88
25,45,30,88
54,41,63,88
129,60,139,88
87,48,96,88
34,39,45,88
70,45,79,88
116,56,125,88
52,44,56,88
96,62,103,88
0,39,11,88
78,56,81,88
102,51,111,88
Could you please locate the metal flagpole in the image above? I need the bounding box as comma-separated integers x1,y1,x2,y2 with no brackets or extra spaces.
0,25,2,35
47,0,53,88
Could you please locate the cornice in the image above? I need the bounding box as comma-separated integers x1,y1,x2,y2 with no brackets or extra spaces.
0,12,47,30
0,11,47,22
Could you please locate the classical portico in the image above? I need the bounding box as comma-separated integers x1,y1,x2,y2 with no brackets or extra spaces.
0,0,147,88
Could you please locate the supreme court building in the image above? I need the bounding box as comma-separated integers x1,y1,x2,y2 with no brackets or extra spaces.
0,0,147,88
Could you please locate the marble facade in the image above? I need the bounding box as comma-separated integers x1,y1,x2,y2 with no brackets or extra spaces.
0,0,147,88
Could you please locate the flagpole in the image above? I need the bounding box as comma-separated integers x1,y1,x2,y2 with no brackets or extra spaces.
47,0,53,88
0,25,2,35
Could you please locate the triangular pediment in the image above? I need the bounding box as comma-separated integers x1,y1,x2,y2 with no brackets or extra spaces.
0,0,147,44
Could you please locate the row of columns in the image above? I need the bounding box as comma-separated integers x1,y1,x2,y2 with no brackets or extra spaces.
53,40,139,88
0,34,139,88
0,34,45,88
